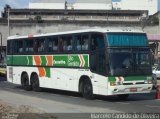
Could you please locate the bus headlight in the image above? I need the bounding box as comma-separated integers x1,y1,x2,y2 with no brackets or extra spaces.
110,82,116,86
144,80,152,84
148,80,152,84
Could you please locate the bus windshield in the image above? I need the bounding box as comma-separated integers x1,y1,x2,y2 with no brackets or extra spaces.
106,33,148,47
108,48,152,76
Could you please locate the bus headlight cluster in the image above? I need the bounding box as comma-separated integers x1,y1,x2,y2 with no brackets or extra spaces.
110,82,116,86
144,80,152,84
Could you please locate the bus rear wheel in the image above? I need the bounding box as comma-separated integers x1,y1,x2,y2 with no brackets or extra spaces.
82,79,94,100
31,74,41,92
21,73,31,91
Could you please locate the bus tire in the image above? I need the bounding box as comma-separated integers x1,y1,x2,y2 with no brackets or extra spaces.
21,73,31,91
31,74,41,92
82,79,94,100
117,94,129,99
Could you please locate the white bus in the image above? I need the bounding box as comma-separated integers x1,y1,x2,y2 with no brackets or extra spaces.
7,28,153,99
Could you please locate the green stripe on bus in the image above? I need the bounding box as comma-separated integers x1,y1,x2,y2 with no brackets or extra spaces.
7,56,28,65
83,55,89,68
41,56,47,66
7,55,89,68
27,56,33,65
45,67,50,77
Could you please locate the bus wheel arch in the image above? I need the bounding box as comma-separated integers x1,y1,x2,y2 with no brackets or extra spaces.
21,72,31,91
79,75,94,99
30,72,41,92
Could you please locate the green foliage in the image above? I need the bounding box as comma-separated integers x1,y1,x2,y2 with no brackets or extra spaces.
34,15,43,23
151,16,159,25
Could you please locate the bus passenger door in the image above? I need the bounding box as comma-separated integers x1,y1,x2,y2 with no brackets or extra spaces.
90,50,108,95
7,40,13,83
90,33,108,95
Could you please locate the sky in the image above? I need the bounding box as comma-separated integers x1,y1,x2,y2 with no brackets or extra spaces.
0,0,118,17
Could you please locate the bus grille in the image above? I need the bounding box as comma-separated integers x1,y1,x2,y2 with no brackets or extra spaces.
123,82,145,85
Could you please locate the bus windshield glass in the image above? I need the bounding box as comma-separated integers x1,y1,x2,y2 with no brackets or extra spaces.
108,48,152,76
107,33,148,47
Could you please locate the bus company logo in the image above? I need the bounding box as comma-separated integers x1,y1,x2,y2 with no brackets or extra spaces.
68,55,79,67
68,55,74,62
53,60,66,65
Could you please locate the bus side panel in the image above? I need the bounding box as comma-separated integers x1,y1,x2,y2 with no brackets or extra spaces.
13,67,21,84
7,66,13,83
39,68,61,90
91,73,108,95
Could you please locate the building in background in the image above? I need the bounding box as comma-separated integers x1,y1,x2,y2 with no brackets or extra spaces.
29,0,66,9
113,0,160,15
67,0,112,10
29,0,112,10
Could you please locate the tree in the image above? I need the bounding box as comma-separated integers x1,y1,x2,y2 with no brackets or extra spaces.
34,15,43,23
151,16,159,25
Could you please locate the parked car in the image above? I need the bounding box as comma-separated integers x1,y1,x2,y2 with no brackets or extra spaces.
0,63,6,77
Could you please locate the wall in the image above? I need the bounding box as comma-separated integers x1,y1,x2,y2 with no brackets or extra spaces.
115,0,158,15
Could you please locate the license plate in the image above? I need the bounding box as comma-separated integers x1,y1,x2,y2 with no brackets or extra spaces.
130,88,137,92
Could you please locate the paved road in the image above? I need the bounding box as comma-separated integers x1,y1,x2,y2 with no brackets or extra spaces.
0,80,160,114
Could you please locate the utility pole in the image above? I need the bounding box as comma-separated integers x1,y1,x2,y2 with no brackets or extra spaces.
0,32,2,62
0,32,2,48
8,7,10,36
5,4,11,36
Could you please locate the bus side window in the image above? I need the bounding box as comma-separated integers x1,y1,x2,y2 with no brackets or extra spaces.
13,40,23,53
35,38,45,53
75,35,81,51
82,35,89,51
7,40,13,54
48,36,58,52
13,40,17,53
75,35,89,51
61,36,73,52
91,34,105,51
24,39,34,53
18,40,23,53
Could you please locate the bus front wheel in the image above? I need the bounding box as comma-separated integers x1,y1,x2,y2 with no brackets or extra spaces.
82,79,94,100
21,73,31,91
31,74,41,92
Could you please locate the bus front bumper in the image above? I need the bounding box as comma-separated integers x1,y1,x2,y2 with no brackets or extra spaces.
108,84,153,95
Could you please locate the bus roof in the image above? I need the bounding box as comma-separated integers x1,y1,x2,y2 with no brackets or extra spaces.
8,28,145,40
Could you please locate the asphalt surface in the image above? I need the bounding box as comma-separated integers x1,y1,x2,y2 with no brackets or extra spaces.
0,78,160,115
